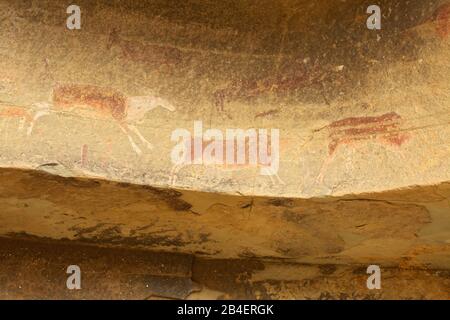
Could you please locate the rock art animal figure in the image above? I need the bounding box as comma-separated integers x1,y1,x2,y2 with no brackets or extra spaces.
33,84,175,154
107,28,183,69
316,112,409,183
0,105,37,136
212,60,324,111
170,136,285,186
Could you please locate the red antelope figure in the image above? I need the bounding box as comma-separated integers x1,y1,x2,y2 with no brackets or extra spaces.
107,28,183,68
316,112,409,183
33,84,175,154
0,105,36,136
170,135,285,185
213,62,323,111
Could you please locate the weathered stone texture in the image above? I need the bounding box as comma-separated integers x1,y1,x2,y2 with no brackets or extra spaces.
0,0,448,298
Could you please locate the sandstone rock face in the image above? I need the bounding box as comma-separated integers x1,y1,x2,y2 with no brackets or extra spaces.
0,0,447,196
0,0,449,296
1,168,449,271
1,237,450,299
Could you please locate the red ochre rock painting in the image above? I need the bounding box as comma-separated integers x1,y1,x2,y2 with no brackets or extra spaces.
327,112,410,156
33,84,175,154
107,28,183,68
316,112,410,183
0,105,35,135
213,63,324,110
52,84,128,121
